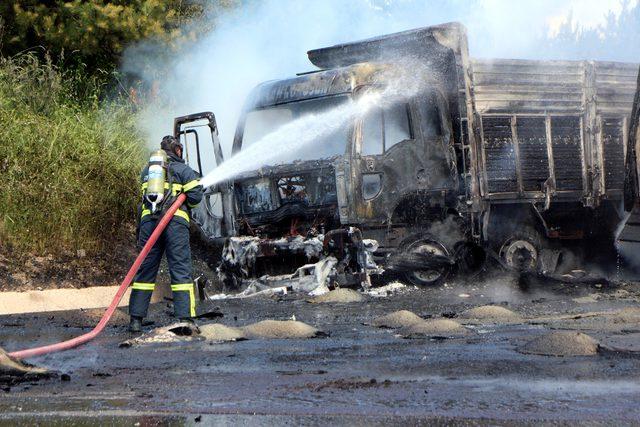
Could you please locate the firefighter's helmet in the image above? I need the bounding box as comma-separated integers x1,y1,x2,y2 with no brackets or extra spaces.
160,135,183,157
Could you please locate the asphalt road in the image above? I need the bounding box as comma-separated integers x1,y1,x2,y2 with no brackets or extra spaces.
1,272,640,426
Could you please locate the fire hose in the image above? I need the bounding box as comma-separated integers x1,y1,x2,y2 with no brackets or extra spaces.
8,194,187,360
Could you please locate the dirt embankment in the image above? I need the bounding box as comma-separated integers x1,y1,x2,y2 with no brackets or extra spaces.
0,228,218,292
0,240,137,292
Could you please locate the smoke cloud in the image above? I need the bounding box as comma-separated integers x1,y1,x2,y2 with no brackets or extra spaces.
122,0,638,172
199,62,432,188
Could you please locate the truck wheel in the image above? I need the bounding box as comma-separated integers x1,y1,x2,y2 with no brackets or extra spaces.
498,229,542,272
401,237,451,286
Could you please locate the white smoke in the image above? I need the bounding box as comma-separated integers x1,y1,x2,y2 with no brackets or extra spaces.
198,63,430,188
122,0,636,172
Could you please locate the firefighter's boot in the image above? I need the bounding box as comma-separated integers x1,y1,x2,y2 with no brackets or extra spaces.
129,316,143,333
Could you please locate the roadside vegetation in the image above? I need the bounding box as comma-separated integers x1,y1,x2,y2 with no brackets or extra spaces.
0,54,145,254
0,1,237,261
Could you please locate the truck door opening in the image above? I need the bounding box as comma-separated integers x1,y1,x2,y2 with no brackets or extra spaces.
174,112,232,241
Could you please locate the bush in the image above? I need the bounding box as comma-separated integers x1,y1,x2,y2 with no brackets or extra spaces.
0,54,146,255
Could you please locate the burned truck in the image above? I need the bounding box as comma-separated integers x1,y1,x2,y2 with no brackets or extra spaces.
176,23,639,288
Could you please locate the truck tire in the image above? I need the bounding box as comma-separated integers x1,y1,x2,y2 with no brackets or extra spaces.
398,235,452,286
498,228,544,273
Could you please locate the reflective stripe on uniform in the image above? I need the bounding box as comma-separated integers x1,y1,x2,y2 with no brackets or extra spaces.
174,209,190,222
171,283,193,291
169,183,183,195
142,182,183,195
132,282,155,291
183,179,200,192
171,283,196,317
140,208,189,222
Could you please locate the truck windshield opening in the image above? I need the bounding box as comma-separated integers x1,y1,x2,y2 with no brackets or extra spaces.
241,95,351,164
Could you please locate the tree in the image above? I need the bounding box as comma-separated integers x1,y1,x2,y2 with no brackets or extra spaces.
543,2,640,62
0,1,233,71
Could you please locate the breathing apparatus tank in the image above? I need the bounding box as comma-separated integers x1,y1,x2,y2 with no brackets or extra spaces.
145,149,168,213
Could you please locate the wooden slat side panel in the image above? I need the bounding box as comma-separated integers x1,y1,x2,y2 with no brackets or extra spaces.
516,117,549,192
471,59,638,116
472,59,584,114
551,116,583,191
602,117,626,190
482,116,517,193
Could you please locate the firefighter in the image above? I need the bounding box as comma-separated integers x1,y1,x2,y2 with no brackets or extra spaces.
128,135,203,333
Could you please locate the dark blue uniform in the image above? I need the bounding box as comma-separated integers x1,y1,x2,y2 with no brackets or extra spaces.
129,152,203,319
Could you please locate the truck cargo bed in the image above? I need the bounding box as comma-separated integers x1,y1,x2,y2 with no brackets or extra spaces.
472,59,638,205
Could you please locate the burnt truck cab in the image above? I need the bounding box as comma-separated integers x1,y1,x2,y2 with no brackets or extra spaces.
221,61,462,286
184,23,482,288
233,64,457,231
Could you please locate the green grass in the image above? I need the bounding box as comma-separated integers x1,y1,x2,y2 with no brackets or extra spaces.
0,54,146,255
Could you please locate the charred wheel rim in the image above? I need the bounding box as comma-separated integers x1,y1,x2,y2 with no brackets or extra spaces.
406,239,450,285
499,238,538,272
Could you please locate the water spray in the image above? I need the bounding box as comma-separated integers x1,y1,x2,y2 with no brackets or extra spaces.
199,92,382,189
199,74,423,189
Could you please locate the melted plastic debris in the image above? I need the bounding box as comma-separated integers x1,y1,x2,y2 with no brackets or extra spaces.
365,282,408,297
287,235,324,259
222,237,261,273
210,257,338,300
209,285,288,300
120,322,200,347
